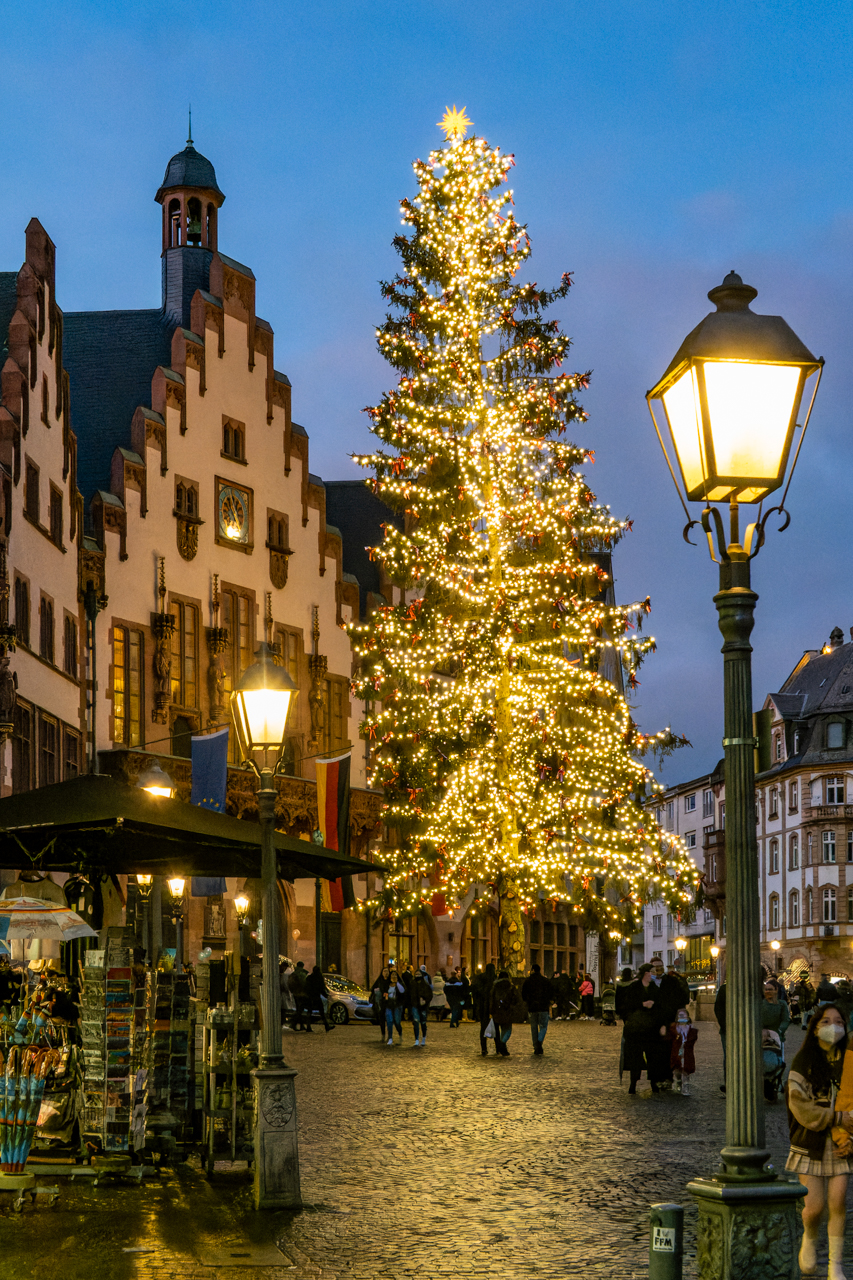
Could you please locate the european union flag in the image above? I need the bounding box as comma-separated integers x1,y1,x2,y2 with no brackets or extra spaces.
191,727,229,897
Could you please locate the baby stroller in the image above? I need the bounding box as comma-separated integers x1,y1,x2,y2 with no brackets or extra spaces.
761,1028,785,1102
600,984,617,1026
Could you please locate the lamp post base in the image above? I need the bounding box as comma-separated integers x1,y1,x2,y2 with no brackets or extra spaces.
688,1176,806,1280
251,1065,301,1210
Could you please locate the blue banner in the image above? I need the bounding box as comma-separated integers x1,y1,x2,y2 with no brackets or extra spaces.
191,727,229,897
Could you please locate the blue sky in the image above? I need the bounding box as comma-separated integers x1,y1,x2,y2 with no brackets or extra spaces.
2,1,852,782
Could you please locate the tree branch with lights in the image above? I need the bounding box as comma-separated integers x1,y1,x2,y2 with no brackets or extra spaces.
349,109,698,974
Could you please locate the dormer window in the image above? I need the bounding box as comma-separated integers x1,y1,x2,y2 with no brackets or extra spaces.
774,733,782,762
827,721,845,750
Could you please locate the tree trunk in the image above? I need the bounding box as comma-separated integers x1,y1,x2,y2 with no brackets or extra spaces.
497,870,524,976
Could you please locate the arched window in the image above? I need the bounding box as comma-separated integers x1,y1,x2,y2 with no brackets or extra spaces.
805,887,813,924
168,198,181,247
789,833,799,870
769,894,780,930
789,890,800,928
824,887,837,923
769,839,779,873
187,197,202,247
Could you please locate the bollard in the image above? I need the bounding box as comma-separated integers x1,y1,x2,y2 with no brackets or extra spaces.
649,1202,683,1280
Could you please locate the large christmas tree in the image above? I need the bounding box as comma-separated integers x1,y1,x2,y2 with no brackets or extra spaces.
350,109,698,973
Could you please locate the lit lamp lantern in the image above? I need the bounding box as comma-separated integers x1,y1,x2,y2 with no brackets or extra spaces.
234,894,250,927
231,642,298,762
230,642,300,1210
674,936,687,970
647,272,823,507
136,761,175,798
166,875,185,972
770,938,781,972
710,945,720,960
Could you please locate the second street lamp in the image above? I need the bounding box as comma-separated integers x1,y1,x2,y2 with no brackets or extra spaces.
647,271,822,1280
230,641,300,1210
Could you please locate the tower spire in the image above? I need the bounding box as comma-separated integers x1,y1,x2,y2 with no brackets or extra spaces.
187,104,193,148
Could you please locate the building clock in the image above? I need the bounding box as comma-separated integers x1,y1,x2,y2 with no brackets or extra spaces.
216,481,251,547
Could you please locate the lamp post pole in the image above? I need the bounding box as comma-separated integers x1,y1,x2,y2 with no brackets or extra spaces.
258,769,282,1068
713,521,765,1178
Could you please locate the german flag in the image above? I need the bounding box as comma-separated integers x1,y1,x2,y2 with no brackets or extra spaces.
316,752,354,911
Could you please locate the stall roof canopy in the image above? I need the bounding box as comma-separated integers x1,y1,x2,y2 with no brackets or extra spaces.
0,774,380,880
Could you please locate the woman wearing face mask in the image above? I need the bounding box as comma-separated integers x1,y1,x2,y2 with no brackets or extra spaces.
786,1003,853,1279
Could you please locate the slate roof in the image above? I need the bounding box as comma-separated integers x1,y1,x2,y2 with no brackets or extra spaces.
778,640,853,715
62,308,175,500
0,272,19,361
324,480,402,614
155,144,224,202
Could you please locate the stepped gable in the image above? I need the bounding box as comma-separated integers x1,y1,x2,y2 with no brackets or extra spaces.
324,480,402,614
62,308,174,501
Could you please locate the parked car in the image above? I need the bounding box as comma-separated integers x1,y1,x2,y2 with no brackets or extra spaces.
322,974,374,1025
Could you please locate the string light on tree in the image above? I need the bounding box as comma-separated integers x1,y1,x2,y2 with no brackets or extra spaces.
349,113,700,973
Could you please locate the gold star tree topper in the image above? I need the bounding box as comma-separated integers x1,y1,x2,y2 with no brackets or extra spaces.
438,105,473,140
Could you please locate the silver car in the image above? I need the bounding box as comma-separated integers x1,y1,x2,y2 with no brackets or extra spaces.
324,974,375,1025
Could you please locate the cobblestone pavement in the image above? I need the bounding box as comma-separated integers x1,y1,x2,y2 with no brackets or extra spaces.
0,1016,829,1279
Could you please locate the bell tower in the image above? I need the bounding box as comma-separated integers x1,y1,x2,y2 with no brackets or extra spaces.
155,120,225,326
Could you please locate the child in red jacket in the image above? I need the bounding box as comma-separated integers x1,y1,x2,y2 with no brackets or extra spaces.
668,1008,698,1095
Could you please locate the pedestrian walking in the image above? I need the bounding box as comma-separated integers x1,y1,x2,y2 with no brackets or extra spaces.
382,967,406,1045
431,968,448,1022
786,1003,853,1280
798,975,817,1029
555,969,572,1020
818,973,841,1006
653,959,690,1087
521,962,553,1055
477,962,497,1055
458,966,471,1022
623,963,665,1094
306,964,334,1032
762,978,791,1099
371,966,391,1038
291,960,311,1032
490,968,515,1057
666,1007,698,1095
444,967,464,1028
715,980,727,1091
579,973,595,1020
411,964,433,1046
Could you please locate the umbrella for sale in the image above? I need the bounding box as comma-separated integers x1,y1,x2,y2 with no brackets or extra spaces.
0,897,97,950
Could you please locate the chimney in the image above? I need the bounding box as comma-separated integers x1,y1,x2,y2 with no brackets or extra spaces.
827,627,844,652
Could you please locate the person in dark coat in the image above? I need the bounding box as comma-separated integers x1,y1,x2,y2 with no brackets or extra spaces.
444,967,465,1028
291,960,311,1031
650,959,689,1085
555,970,572,1020
489,969,515,1057
521,963,554,1055
476,962,497,1054
817,973,840,1005
622,963,665,1094
615,967,634,1022
305,964,334,1032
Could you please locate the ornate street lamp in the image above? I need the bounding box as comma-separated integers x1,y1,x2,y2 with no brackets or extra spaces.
136,761,175,798
230,641,300,1210
234,894,250,959
770,938,781,973
674,936,687,973
168,877,186,975
136,874,153,961
647,272,822,1280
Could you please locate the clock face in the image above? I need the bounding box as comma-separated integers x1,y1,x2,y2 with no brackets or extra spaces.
217,483,250,545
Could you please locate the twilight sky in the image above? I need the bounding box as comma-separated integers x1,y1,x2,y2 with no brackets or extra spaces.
1,1,851,784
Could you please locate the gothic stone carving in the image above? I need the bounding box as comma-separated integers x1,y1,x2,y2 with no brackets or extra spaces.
151,611,176,724
176,517,199,562
205,625,229,726
269,549,289,590
261,1081,295,1129
307,653,327,750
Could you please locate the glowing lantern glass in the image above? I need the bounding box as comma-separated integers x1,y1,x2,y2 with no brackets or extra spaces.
647,273,823,504
230,642,298,760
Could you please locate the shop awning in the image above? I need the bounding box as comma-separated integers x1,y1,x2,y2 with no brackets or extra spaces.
0,773,381,881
